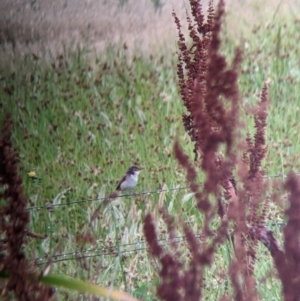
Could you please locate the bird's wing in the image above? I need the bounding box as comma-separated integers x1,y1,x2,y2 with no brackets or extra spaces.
116,174,127,190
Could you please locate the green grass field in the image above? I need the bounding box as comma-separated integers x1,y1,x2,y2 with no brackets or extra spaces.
1,1,300,299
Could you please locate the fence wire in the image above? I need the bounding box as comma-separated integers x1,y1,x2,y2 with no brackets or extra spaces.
32,234,203,266
32,220,285,266
26,172,300,211
27,171,296,266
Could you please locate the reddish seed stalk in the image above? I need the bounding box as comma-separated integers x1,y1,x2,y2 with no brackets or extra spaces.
144,0,298,300
0,114,54,300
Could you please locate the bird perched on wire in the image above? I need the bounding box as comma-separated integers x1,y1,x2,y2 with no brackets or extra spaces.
116,166,143,191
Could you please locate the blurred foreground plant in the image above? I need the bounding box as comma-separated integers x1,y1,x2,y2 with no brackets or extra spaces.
0,114,53,300
144,0,300,300
0,114,140,301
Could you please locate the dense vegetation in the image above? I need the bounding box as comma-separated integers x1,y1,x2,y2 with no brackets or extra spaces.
1,0,300,300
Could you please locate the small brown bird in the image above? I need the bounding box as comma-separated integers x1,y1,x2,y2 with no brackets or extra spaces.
116,166,143,191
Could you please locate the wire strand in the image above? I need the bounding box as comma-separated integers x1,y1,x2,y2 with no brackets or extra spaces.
26,172,300,211
32,234,203,265
26,186,190,211
32,220,285,266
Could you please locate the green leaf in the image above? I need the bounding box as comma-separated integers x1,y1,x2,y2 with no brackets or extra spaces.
41,274,141,301
0,272,141,301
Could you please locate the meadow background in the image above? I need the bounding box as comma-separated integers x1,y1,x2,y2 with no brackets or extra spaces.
1,0,300,300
